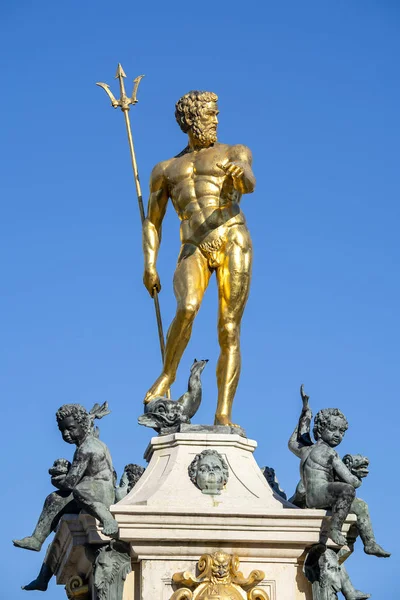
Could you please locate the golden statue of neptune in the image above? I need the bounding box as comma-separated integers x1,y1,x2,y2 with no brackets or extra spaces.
142,91,255,426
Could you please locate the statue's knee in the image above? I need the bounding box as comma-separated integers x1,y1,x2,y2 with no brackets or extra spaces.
44,492,60,509
218,320,238,346
177,301,198,322
353,498,368,515
343,484,356,500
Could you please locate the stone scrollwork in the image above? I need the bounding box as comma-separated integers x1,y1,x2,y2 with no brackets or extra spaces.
65,575,90,600
170,551,269,600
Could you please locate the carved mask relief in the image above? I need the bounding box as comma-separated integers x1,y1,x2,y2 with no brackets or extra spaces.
188,450,229,495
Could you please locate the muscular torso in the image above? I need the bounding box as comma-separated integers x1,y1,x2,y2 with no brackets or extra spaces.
75,437,114,483
162,143,246,245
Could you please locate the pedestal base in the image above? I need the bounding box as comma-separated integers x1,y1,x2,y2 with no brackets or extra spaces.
110,432,355,600
46,432,356,599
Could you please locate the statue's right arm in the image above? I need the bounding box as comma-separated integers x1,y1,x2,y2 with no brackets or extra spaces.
58,449,89,490
288,404,313,457
288,425,306,457
142,162,169,297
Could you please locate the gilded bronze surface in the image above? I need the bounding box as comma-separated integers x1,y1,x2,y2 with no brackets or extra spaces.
170,552,268,600
143,91,255,425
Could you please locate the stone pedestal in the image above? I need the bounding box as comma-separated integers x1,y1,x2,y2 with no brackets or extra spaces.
47,432,356,599
109,432,355,600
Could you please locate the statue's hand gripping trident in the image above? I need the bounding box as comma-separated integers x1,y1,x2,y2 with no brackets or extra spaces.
97,65,168,393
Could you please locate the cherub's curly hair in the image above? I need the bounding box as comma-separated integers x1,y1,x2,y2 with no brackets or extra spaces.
175,91,218,133
313,408,348,440
56,404,90,431
188,449,229,485
121,464,145,489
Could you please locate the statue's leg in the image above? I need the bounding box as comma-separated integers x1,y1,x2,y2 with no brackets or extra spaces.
144,245,211,403
73,481,119,537
326,482,355,546
350,498,390,557
339,563,371,600
215,225,252,426
13,491,74,551
22,562,53,592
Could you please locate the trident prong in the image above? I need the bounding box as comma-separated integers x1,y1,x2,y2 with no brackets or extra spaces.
131,75,145,105
97,64,144,111
96,82,119,108
97,64,169,397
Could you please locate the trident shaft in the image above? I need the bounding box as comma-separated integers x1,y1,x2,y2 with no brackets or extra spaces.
97,64,168,380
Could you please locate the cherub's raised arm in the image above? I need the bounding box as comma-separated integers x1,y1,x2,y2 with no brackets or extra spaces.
288,385,313,457
142,162,169,297
288,424,304,457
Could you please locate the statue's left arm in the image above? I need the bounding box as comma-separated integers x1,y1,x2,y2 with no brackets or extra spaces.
225,144,256,194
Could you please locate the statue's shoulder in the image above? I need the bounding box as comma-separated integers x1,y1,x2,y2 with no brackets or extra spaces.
80,435,106,455
227,143,253,162
150,158,173,183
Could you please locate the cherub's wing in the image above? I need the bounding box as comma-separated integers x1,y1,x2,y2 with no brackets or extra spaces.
89,401,111,420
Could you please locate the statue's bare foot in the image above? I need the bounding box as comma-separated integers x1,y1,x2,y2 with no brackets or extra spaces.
13,536,42,552
329,528,347,547
22,578,48,592
347,592,371,600
144,374,171,404
364,541,391,557
102,518,119,538
22,562,52,591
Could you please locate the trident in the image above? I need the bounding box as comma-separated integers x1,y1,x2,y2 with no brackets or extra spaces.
97,64,168,388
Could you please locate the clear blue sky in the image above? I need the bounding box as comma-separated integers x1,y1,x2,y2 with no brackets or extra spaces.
1,1,399,597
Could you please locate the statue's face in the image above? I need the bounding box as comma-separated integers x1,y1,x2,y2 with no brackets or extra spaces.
196,455,224,492
59,415,86,444
191,101,219,147
319,416,347,447
94,554,113,596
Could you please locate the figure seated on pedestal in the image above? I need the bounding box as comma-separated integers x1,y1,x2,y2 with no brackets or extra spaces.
18,461,144,593
13,402,119,554
288,386,390,557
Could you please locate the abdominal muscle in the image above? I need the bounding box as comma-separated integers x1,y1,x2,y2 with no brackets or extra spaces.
178,196,245,247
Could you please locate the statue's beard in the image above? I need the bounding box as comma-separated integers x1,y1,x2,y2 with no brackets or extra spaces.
191,121,217,147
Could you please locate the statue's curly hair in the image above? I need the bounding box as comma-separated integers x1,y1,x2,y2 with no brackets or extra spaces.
175,91,218,133
121,464,145,489
188,449,229,485
56,403,90,431
313,408,348,440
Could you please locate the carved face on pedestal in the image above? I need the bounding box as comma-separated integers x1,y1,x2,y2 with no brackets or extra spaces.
188,450,229,495
210,552,231,584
